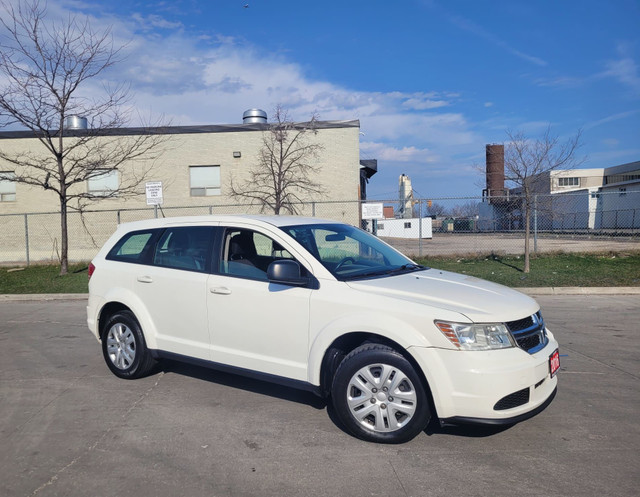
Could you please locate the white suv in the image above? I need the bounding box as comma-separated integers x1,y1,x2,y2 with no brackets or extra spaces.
87,215,559,443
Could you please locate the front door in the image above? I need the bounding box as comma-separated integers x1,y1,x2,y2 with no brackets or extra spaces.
207,227,312,381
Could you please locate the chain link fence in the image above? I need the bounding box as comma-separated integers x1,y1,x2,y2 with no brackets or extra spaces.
1,191,639,265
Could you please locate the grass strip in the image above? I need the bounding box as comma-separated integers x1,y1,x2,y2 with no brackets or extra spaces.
1,252,639,294
414,252,640,288
0,264,90,294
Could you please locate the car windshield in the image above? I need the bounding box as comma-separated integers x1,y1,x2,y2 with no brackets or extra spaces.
282,223,428,280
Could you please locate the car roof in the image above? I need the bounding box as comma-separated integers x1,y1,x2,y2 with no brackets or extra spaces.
113,214,344,232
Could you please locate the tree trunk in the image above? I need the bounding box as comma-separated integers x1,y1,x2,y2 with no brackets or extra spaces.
59,195,68,275
523,199,531,273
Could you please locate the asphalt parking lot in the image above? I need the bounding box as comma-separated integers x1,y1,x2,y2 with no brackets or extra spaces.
1,296,638,497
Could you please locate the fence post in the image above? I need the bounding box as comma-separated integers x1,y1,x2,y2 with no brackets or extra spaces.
312,202,316,217
24,214,30,266
533,195,538,253
209,206,213,215
117,210,121,224
154,205,158,218
418,200,423,258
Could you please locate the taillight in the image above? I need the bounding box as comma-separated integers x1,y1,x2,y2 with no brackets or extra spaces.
88,262,95,280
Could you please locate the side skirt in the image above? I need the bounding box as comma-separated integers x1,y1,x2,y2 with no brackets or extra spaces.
152,349,323,397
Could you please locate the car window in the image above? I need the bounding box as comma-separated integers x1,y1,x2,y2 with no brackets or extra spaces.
284,224,423,280
220,228,295,281
153,226,214,272
106,230,156,264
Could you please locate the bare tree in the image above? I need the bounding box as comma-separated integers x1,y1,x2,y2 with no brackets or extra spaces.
451,200,479,218
229,105,325,214
427,202,447,217
504,126,584,273
0,0,166,274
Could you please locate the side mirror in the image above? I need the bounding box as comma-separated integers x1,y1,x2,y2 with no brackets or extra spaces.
267,260,309,286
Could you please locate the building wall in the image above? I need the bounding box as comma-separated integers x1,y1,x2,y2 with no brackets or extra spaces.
550,190,594,229
597,182,640,229
549,169,606,193
0,123,361,218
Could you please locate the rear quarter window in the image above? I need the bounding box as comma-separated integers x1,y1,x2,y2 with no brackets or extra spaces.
106,230,157,264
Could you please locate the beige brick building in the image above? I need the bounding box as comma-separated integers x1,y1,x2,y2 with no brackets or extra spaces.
0,119,363,214
0,117,374,263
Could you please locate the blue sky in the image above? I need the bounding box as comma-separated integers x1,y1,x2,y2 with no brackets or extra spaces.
6,0,640,198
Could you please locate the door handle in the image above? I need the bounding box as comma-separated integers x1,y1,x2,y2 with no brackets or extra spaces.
210,286,232,295
137,276,153,283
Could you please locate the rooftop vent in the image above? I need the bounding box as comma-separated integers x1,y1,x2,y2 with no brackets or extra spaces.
64,115,88,130
242,108,267,124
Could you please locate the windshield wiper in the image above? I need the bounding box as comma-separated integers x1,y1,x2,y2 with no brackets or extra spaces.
344,264,427,281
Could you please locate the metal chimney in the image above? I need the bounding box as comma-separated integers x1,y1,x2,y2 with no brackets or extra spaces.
64,115,88,130
242,109,267,124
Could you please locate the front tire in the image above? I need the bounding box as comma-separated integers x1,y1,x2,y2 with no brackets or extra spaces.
331,344,431,443
101,310,155,379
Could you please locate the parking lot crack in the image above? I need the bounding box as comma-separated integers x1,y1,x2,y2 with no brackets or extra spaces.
30,372,165,496
389,460,409,496
561,345,639,380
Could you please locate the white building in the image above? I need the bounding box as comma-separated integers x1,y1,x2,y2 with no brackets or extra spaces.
376,218,433,239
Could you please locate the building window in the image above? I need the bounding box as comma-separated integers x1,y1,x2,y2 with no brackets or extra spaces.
404,222,412,229
190,165,220,196
558,177,580,187
0,171,17,201
605,172,640,184
88,170,118,196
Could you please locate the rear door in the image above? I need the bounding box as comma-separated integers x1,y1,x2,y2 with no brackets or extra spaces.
133,225,215,360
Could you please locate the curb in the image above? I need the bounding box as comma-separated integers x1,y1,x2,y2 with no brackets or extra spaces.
518,287,640,296
1,287,639,302
0,293,88,302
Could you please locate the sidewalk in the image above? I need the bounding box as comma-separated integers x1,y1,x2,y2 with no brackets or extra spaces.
1,286,639,302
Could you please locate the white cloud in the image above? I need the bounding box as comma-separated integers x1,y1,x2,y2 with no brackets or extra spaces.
428,4,547,67
361,142,435,163
0,0,489,195
602,54,640,95
130,13,183,31
601,138,619,147
584,110,640,131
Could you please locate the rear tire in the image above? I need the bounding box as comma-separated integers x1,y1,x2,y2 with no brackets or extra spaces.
101,310,155,379
331,344,431,443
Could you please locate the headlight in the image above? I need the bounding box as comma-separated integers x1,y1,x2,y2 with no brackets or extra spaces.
435,321,515,351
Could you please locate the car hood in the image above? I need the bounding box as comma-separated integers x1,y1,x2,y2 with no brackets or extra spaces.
346,269,538,323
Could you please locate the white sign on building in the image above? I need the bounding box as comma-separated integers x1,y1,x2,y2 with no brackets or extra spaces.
361,203,384,220
145,181,164,205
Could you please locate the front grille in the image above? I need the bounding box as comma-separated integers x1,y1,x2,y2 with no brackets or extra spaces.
507,311,548,354
494,388,530,411
507,316,534,332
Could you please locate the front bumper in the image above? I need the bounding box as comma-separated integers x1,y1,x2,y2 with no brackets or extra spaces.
410,330,559,423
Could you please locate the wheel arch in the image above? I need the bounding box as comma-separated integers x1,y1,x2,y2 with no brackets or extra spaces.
96,289,158,349
317,332,437,418
98,301,132,339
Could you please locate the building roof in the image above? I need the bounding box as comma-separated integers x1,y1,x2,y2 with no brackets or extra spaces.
0,120,360,140
359,159,378,179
